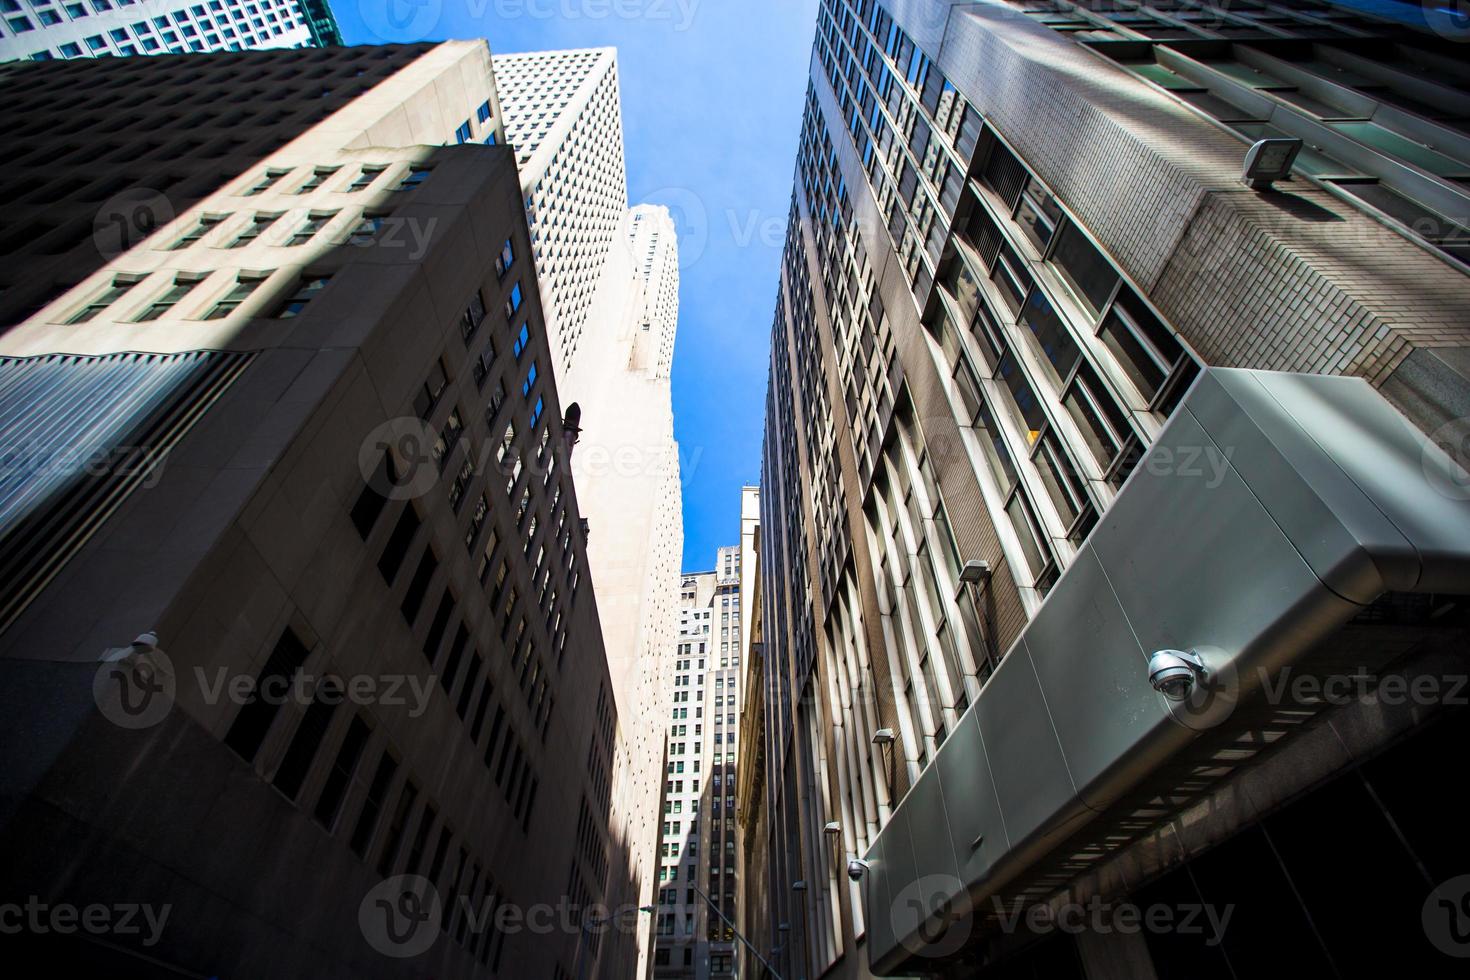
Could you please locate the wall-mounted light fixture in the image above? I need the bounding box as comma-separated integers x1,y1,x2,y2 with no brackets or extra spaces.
1241,138,1302,190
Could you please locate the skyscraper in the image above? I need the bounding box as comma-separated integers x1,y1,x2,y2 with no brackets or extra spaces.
0,0,342,63
655,537,747,979
563,202,686,977
743,1,1470,978
0,40,640,978
493,47,629,378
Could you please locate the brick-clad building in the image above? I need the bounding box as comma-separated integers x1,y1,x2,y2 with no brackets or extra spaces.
742,2,1470,978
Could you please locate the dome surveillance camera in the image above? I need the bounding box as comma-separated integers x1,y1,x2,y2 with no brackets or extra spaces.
1148,649,1207,701
846,859,871,882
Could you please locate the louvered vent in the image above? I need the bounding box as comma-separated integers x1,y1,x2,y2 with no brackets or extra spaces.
0,350,254,635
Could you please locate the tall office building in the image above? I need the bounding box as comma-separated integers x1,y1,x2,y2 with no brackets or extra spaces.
564,202,686,978
0,41,641,978
493,47,629,378
655,538,747,979
0,0,342,63
744,1,1470,978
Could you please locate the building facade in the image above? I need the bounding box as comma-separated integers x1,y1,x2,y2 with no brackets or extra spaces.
0,0,341,63
747,1,1470,978
493,47,630,378
655,538,747,979
0,41,641,979
547,201,685,978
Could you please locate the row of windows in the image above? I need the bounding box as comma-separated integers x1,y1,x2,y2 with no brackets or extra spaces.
62,267,327,323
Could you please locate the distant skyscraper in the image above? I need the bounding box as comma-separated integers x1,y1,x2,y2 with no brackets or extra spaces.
563,202,685,978
493,47,629,378
0,0,342,63
0,40,640,978
654,538,746,979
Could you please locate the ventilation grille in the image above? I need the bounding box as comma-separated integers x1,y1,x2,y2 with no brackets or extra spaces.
0,350,254,636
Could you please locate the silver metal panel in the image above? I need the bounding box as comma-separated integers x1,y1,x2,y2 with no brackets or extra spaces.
933,709,1010,885
1185,369,1411,604
1023,549,1182,810
903,760,962,906
1246,370,1470,595
972,640,1086,859
862,829,899,968
1090,407,1338,731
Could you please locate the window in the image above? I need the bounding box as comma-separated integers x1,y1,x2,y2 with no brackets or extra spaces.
495,238,514,278
521,360,537,397
395,166,430,191
1099,288,1194,409
347,165,386,191
134,274,204,321
223,627,310,762
287,211,335,246
454,121,472,144
312,715,369,830
477,100,492,124
512,323,530,359
504,281,523,320
529,396,544,429
244,167,291,196
461,291,487,341
229,212,281,248
295,166,340,194
66,274,144,324
349,213,385,246
168,213,227,250
273,275,331,318
202,271,268,319
1051,221,1117,313
414,359,449,418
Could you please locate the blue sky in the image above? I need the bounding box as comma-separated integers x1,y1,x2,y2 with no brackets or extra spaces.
333,0,818,571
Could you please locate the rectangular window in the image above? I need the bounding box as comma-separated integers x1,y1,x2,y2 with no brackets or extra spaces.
312,715,369,830
454,121,472,144
349,749,399,857
66,273,144,324
351,453,396,538
477,100,492,124
401,547,438,624
133,274,203,321
168,213,227,250
347,165,386,192
202,272,269,320
377,504,421,584
1051,221,1118,314
286,211,335,246
512,323,530,359
504,281,523,320
271,679,341,801
224,627,310,763
413,358,449,419
244,167,291,196
273,275,331,318
461,291,487,341
395,166,430,191
376,779,419,876
228,212,281,248
295,166,340,194
495,238,514,279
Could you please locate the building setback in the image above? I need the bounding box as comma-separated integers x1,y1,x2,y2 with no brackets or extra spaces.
0,41,640,978
0,0,342,63
655,531,750,979
742,1,1470,979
